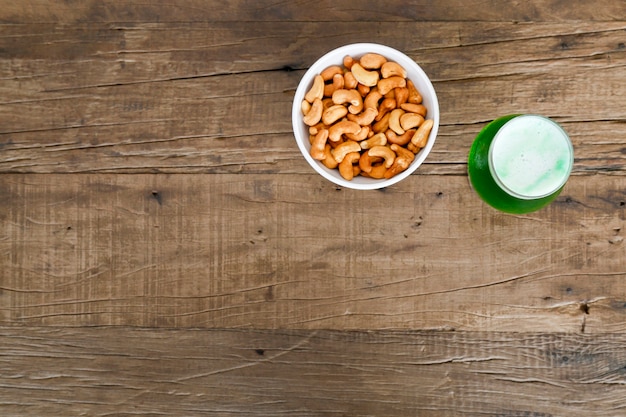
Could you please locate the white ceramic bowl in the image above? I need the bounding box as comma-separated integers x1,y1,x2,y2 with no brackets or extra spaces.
292,43,439,190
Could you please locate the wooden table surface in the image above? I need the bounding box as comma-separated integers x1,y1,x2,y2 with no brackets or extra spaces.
2,1,626,416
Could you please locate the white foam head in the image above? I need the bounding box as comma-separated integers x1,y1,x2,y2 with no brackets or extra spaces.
489,115,573,199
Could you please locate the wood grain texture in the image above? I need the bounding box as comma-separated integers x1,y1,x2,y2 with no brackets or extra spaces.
1,173,624,332
2,0,626,23
0,20,625,175
2,2,626,415
1,327,626,417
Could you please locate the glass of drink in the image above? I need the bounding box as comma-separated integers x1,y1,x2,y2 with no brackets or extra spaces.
468,114,574,214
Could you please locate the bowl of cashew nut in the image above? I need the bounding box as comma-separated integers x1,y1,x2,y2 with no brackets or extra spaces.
292,43,439,190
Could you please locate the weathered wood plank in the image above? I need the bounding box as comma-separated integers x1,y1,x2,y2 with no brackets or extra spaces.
1,173,624,331
1,21,625,174
1,0,626,23
1,327,626,416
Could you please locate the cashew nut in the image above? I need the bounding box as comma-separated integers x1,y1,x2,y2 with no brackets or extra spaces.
360,53,387,70
385,143,414,179
304,75,324,103
407,80,423,104
388,108,406,135
338,152,361,180
385,128,414,146
308,122,326,136
410,118,434,149
368,145,396,168
343,55,355,70
381,61,407,79
384,156,411,179
322,97,334,111
303,98,323,126
394,87,409,107
400,103,427,116
345,126,370,141
301,99,311,116
360,132,387,150
347,107,378,126
390,143,415,163
321,144,338,169
328,120,361,142
365,164,388,179
372,112,391,133
331,140,361,163
343,71,358,89
332,89,363,114
310,128,329,161
364,89,383,110
351,63,379,87
357,83,370,97
358,150,383,173
321,65,343,82
400,112,425,131
377,76,406,95
324,73,345,97
322,104,349,126
375,97,396,121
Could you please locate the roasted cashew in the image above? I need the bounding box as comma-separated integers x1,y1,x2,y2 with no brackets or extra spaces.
301,99,311,116
358,150,382,173
375,97,396,121
345,126,369,141
390,143,416,163
360,132,387,150
381,61,407,79
386,128,415,146
351,63,379,87
322,97,334,111
328,120,361,142
388,108,406,135
321,65,343,82
410,119,434,149
368,145,395,168
385,143,414,178
338,152,361,180
332,89,363,114
394,87,409,107
400,103,427,116
347,107,378,126
365,163,388,179
343,55,355,70
309,129,329,161
384,156,411,179
364,89,383,110
400,112,425,131
377,76,406,95
303,98,323,126
304,75,324,103
324,73,345,97
321,144,338,169
343,71,358,89
407,80,423,104
360,53,387,70
357,83,370,97
322,104,349,126
372,112,391,133
331,140,361,163
308,122,326,136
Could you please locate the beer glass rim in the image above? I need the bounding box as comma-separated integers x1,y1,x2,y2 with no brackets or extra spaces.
488,114,574,200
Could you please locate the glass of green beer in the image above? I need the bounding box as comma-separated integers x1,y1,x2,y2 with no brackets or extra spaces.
468,114,574,214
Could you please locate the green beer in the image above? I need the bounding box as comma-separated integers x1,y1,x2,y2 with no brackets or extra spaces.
468,114,573,214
